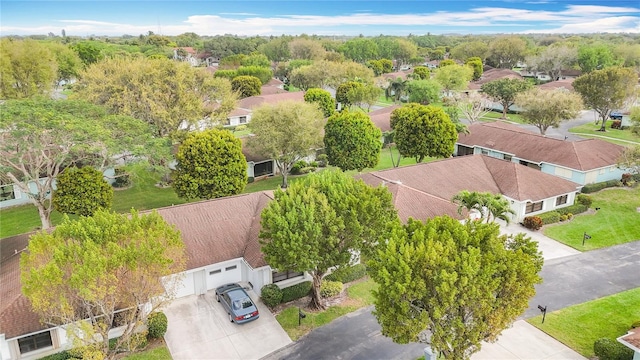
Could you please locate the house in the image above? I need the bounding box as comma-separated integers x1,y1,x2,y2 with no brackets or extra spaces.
618,329,640,360
537,78,575,92
455,122,626,185
368,105,401,133
241,137,277,180
0,191,311,360
225,91,306,127
172,47,199,67
358,155,581,222
467,68,523,91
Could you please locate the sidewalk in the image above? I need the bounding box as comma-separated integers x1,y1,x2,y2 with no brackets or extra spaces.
498,219,581,260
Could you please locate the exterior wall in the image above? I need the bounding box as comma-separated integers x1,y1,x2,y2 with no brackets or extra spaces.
512,191,578,221
226,114,252,127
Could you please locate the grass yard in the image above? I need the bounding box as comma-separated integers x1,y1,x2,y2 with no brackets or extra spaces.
569,121,640,145
276,279,377,341
124,345,173,360
543,187,640,251
478,110,525,124
527,287,640,358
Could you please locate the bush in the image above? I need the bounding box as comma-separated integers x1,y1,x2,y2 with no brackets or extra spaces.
582,180,622,193
38,351,79,360
325,264,368,283
281,281,312,303
290,161,308,175
611,120,622,129
631,320,640,328
577,194,593,207
538,211,561,225
593,337,634,360
557,203,588,216
261,284,283,307
320,280,343,298
234,124,248,132
316,154,328,167
147,311,168,339
523,216,543,230
560,214,568,222
127,331,148,351
622,173,633,186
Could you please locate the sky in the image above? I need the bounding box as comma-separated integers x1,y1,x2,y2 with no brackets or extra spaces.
1,0,639,37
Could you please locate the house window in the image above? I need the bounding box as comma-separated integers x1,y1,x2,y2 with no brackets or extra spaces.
504,155,512,162
239,116,247,124
18,331,53,354
223,118,231,126
556,195,568,206
481,149,489,155
225,265,237,271
0,185,15,201
457,145,474,156
272,270,304,283
209,269,221,275
254,161,273,177
525,201,543,214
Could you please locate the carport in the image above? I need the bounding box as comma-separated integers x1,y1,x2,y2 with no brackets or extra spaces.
164,288,291,360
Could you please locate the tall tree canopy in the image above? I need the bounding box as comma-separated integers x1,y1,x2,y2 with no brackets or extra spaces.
406,79,442,105
0,39,57,99
247,100,325,188
464,57,484,81
617,145,640,176
0,99,168,230
577,44,618,73
515,88,583,135
525,45,577,81
450,41,489,62
324,110,382,172
434,64,474,94
390,103,457,163
74,57,237,137
369,216,543,360
173,129,247,200
231,75,262,98
52,166,113,216
260,170,399,310
304,88,336,118
481,78,532,119
21,210,186,359
454,92,492,123
573,67,637,131
487,36,528,69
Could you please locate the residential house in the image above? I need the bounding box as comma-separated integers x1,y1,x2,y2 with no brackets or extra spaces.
358,154,581,223
537,78,575,92
455,122,626,185
467,68,524,92
225,91,306,127
368,105,401,133
618,330,640,360
172,47,199,67
0,191,311,360
241,138,277,180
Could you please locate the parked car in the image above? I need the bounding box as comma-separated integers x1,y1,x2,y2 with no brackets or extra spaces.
610,112,623,120
215,283,260,324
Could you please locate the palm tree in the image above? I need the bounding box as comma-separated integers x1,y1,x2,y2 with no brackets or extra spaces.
452,191,515,224
451,190,485,218
484,193,516,224
385,77,407,104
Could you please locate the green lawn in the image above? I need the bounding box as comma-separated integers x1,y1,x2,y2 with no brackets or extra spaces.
276,279,377,340
124,345,172,360
543,187,640,250
527,287,640,358
479,110,525,124
569,121,640,145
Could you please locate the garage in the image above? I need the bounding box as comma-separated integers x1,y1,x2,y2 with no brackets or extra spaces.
163,287,291,360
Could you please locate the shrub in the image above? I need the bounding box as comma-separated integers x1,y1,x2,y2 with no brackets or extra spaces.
611,120,622,129
261,284,283,307
309,161,318,168
290,161,308,175
316,154,328,167
325,264,368,283
577,194,593,207
582,180,622,193
631,320,640,328
281,281,312,303
567,213,573,219
593,338,634,360
557,204,588,216
523,216,543,230
560,214,568,222
538,211,561,225
38,351,79,360
622,173,633,186
320,280,343,298
147,311,168,339
234,124,248,132
127,331,148,351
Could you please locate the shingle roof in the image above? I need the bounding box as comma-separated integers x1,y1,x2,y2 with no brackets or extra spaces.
368,105,401,132
538,78,574,91
621,329,640,350
238,91,305,110
458,122,625,171
468,68,523,90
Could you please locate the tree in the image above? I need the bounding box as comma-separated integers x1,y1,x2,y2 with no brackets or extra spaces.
324,110,382,171
289,38,326,60
247,101,325,188
577,44,617,73
341,38,379,63
336,81,363,109
515,88,583,135
74,57,236,137
260,170,398,310
390,103,457,163
45,42,83,86
412,66,430,80
368,216,543,360
434,64,474,95
70,40,104,65
52,166,113,216
617,145,640,176
452,190,516,224
574,67,637,131
394,39,418,67
465,57,483,81
406,79,442,105
525,45,577,81
450,41,489,62
487,36,528,69
385,77,408,104
0,39,57,99
21,210,186,359
454,92,492,123
173,129,247,200
236,65,273,85
0,99,167,230
231,75,262,98
304,88,336,118
258,37,291,62
346,83,382,111
240,52,271,68
481,78,532,119
631,106,640,135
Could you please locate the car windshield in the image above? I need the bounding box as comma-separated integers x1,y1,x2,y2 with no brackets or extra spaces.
232,298,254,310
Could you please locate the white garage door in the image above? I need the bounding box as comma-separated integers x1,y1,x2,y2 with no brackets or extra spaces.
206,262,242,290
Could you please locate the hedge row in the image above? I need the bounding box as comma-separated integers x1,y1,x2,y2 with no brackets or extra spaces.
593,338,633,360
325,264,367,283
582,180,622,194
260,281,313,308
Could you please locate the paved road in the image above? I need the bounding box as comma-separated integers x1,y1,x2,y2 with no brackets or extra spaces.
262,240,640,360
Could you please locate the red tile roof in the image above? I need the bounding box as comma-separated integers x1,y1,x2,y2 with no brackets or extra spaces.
458,122,625,171
238,91,305,110
538,78,575,91
368,105,401,132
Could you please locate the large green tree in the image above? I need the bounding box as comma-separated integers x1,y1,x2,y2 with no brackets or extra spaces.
525,45,577,81
406,79,442,105
487,36,528,69
21,210,186,359
324,110,382,172
0,39,57,99
304,88,336,118
260,170,399,310
247,101,325,188
577,44,618,73
481,78,532,119
74,57,236,137
341,38,379,63
515,88,583,135
173,129,247,200
390,103,457,163
231,75,262,98
465,57,484,81
573,67,637,131
45,42,83,86
52,166,113,216
236,65,273,85
0,99,167,229
369,216,543,360
434,64,474,94
450,41,489,62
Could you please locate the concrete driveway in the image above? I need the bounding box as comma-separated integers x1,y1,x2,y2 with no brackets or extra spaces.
164,289,291,360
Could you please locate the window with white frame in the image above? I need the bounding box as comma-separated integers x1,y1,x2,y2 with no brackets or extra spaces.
17,331,53,354
239,116,247,124
555,195,568,206
272,270,303,283
0,185,15,201
525,201,543,214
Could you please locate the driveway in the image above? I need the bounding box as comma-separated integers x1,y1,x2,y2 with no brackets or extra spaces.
164,289,291,360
